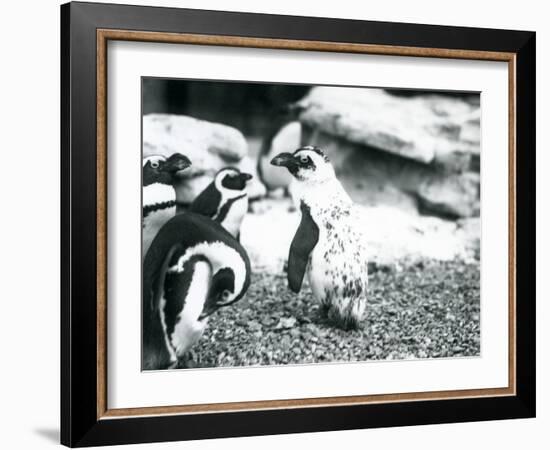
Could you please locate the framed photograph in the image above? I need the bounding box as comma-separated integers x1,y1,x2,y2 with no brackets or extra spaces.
61,1,535,447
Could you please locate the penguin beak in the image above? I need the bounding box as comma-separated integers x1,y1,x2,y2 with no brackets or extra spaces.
162,153,192,174
239,172,253,182
270,152,299,173
198,308,215,322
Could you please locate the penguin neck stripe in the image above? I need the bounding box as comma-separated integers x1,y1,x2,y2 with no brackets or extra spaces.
215,193,247,223
143,200,176,217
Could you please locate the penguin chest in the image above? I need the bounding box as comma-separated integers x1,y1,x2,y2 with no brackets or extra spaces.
170,315,208,360
217,196,248,238
307,239,336,304
143,205,176,257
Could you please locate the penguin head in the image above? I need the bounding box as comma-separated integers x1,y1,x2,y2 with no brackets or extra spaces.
270,146,334,183
214,167,253,197
143,153,191,187
199,267,237,321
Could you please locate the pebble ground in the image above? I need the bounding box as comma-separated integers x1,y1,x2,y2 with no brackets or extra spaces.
188,259,480,368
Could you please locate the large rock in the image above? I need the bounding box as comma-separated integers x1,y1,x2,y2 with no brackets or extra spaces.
258,121,300,191
295,87,480,218
143,114,265,202
298,128,479,218
417,172,480,218
296,87,480,172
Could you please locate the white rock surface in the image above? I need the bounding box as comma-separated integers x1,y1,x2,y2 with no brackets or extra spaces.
297,87,480,168
417,172,480,218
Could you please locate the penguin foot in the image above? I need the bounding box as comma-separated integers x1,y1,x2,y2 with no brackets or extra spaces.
326,306,364,331
318,302,331,318
177,350,203,369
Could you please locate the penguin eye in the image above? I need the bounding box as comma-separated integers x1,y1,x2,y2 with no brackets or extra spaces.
300,155,309,164
150,161,160,169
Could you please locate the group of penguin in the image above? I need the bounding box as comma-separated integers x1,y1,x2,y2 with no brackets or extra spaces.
142,145,370,370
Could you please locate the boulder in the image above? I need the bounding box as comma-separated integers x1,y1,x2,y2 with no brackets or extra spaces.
143,114,265,202
258,121,300,191
417,172,480,218
296,87,480,172
299,128,479,218
296,87,481,218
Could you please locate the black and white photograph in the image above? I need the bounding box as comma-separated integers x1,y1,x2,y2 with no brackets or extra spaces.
1,0,541,446
141,78,481,370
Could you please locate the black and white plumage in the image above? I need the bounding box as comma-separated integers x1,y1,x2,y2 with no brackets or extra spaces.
189,167,252,240
143,212,251,370
142,153,191,257
271,146,368,330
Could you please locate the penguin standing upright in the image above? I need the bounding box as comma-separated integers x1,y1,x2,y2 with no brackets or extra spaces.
271,146,369,330
189,167,252,240
143,212,251,370
142,153,191,257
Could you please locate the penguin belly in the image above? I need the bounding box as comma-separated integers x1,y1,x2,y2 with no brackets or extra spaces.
162,260,212,361
307,241,331,308
307,222,369,328
143,205,176,258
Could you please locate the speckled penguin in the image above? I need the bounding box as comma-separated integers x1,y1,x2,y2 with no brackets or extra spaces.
142,153,191,257
271,146,368,330
188,167,252,240
143,212,251,370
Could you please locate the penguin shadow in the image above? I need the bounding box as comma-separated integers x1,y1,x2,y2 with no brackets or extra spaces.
308,304,333,327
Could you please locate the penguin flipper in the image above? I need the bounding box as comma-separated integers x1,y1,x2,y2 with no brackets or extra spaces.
288,201,319,293
189,182,220,218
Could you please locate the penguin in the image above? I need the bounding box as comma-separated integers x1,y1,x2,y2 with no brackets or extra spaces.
188,167,252,240
143,212,251,370
142,153,191,257
271,146,369,330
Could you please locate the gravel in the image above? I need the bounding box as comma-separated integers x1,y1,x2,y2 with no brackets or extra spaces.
191,258,480,368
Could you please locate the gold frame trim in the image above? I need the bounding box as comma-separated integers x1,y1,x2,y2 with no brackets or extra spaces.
96,29,517,420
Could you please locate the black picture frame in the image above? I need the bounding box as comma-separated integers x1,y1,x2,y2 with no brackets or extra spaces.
61,1,535,447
